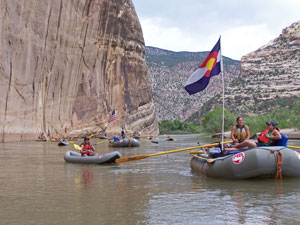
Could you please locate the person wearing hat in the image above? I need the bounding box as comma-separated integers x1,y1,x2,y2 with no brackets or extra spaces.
80,136,97,156
225,120,282,151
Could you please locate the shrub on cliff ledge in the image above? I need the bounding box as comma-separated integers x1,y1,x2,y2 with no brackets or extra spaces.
202,108,236,133
159,120,200,134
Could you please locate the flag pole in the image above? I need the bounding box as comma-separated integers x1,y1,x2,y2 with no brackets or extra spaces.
220,36,225,149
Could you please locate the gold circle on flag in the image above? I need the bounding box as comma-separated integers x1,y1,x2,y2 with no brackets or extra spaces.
206,58,216,71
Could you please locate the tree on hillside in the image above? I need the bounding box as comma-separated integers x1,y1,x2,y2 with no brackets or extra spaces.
202,108,236,133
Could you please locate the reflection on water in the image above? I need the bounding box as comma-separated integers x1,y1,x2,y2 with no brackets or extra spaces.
1,136,300,224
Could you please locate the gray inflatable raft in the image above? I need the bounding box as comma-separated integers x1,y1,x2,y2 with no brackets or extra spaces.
109,138,140,147
190,147,300,179
64,150,121,164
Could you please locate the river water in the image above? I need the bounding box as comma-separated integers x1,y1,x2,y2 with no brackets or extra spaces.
1,134,300,225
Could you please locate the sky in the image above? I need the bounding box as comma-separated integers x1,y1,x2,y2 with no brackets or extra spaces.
131,0,300,60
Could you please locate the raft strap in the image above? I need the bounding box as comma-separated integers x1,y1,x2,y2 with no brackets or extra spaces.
270,150,283,180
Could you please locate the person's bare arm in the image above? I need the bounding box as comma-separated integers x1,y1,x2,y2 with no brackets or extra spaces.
265,130,281,140
271,130,282,140
245,125,250,140
231,126,238,142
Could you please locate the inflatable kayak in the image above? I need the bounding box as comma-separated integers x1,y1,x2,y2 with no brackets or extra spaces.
109,138,140,147
190,146,300,179
64,150,121,164
132,135,141,140
99,136,110,139
166,138,174,141
58,141,70,146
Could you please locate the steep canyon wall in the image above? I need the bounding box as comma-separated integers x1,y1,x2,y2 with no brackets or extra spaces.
0,0,158,142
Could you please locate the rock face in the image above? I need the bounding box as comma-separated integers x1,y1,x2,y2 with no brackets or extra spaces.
224,21,300,115
0,0,158,142
146,46,240,121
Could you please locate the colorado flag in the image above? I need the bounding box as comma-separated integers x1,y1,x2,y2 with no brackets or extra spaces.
184,38,221,95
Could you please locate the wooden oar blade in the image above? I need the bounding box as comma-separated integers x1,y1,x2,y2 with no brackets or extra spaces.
115,155,149,163
191,154,216,163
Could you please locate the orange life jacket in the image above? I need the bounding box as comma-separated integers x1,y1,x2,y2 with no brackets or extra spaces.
257,129,271,144
82,144,93,151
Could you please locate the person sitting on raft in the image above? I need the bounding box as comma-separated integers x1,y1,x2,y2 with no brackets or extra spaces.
231,117,250,143
80,136,97,156
121,127,126,139
113,135,122,142
226,121,281,151
38,132,47,140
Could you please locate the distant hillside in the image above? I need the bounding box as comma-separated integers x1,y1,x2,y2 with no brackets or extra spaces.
187,20,300,124
146,46,240,121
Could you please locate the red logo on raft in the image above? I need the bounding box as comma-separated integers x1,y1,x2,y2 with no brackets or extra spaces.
232,152,245,164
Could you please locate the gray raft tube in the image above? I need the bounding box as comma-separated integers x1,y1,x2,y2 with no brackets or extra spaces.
64,150,122,164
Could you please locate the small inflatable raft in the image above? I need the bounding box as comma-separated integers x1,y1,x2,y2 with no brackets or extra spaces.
109,138,140,147
64,150,121,164
99,136,110,139
190,147,300,179
58,141,70,146
132,135,141,140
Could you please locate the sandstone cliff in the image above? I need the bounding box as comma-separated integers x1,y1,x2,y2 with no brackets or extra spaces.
146,46,240,121
0,0,158,142
225,21,300,115
187,20,300,122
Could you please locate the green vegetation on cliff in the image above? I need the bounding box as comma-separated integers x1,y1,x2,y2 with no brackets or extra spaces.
200,98,300,135
162,97,300,135
187,95,300,126
159,120,201,134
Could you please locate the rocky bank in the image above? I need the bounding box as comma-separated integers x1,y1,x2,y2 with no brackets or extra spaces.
0,0,158,142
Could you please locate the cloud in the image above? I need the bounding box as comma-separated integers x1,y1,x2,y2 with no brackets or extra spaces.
133,0,300,59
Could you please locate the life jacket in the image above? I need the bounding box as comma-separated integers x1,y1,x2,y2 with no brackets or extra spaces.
81,143,93,151
234,125,247,142
257,129,272,145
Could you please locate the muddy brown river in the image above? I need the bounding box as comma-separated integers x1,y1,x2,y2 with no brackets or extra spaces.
1,135,300,225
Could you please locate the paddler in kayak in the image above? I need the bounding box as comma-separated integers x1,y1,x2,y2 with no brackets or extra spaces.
166,136,174,141
80,136,98,156
226,121,281,151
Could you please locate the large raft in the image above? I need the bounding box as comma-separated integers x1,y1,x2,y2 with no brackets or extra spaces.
64,151,121,164
190,147,300,179
109,138,140,147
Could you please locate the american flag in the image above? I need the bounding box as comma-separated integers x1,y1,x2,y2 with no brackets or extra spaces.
108,109,117,123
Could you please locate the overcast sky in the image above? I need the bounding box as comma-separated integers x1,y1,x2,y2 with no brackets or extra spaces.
131,0,300,60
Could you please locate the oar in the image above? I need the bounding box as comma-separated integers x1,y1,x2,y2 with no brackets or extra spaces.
95,140,109,145
140,139,159,144
74,144,83,150
115,141,232,163
189,150,204,154
191,154,216,163
287,145,300,150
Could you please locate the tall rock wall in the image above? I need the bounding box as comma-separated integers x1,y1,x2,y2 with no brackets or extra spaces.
0,0,158,142
224,21,300,115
